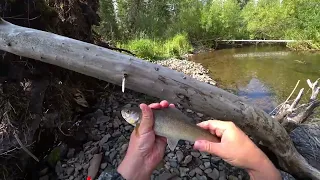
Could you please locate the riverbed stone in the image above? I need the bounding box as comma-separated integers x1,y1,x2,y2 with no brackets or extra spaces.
66,167,75,176
179,167,189,177
207,168,219,180
191,152,200,158
183,155,192,164
176,151,184,162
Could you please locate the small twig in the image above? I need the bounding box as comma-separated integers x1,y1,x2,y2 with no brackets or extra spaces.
289,88,304,112
13,131,39,162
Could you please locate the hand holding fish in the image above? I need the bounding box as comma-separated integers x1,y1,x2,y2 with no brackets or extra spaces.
194,120,281,180
117,101,174,180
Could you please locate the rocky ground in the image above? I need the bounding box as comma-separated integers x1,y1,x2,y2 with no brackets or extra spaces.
38,58,249,180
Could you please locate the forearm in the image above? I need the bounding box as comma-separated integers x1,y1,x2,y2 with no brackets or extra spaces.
246,150,281,180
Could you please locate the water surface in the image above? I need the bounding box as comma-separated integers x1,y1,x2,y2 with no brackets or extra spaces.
190,46,320,113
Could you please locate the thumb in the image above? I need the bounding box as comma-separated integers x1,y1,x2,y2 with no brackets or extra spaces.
194,140,223,157
138,103,154,135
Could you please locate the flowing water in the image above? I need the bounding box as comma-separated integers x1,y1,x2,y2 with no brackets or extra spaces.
190,45,320,114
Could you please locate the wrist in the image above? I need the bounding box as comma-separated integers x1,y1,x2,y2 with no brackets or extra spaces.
246,151,281,180
117,155,152,180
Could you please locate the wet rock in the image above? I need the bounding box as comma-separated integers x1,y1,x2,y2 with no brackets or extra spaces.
196,174,207,180
189,169,196,177
179,167,189,177
39,175,49,180
183,155,192,164
204,168,213,174
112,130,121,137
100,163,107,169
219,170,226,180
156,172,175,180
196,113,204,117
67,148,75,158
124,125,132,131
228,175,238,180
186,109,193,113
99,134,111,146
194,167,203,175
97,116,110,125
67,167,75,176
55,161,63,176
170,161,178,168
176,151,184,162
200,165,205,170
207,168,219,180
211,156,221,163
69,176,74,180
109,151,117,161
171,168,180,175
83,163,89,170
167,153,175,158
204,162,211,169
191,152,200,158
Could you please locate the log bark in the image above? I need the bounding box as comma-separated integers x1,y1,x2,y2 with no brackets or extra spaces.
0,19,319,179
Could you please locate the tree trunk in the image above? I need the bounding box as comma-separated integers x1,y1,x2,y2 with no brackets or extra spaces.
0,19,319,179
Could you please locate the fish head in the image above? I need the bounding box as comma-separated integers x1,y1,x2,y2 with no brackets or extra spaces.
121,107,141,126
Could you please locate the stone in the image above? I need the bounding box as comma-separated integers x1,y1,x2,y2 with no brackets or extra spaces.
78,151,85,163
176,151,184,162
186,109,193,113
39,168,49,176
93,109,104,119
196,174,207,180
194,167,203,175
200,152,210,159
171,168,180,175
120,143,128,155
165,162,171,169
90,146,99,154
75,163,82,171
100,163,108,169
189,169,196,177
170,161,178,168
109,151,117,161
167,153,175,158
204,168,213,174
55,161,63,175
179,167,189,177
211,156,221,163
124,125,132,131
228,175,238,180
191,178,198,180
99,134,111,146
83,163,89,170
200,165,205,170
67,167,75,176
62,164,67,168
97,116,110,125
183,155,192,164
112,130,121,137
191,152,200,158
204,162,211,169
67,148,75,158
196,113,204,117
208,168,220,180
156,172,175,180
39,175,49,180
74,170,79,177
69,176,74,180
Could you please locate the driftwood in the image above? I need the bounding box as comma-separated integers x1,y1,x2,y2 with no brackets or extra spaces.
0,19,319,179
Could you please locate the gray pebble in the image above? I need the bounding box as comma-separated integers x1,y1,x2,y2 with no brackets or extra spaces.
83,163,89,170
189,169,196,177
211,156,221,163
170,161,178,168
219,170,226,180
171,168,180,175
112,130,121,137
93,109,104,119
62,164,67,168
196,174,207,180
156,172,175,180
109,151,117,161
204,162,211,168
176,151,184,162
67,148,75,158
228,175,238,180
204,168,213,174
66,167,75,176
194,167,203,175
69,176,74,180
99,134,111,146
183,155,192,164
196,113,204,117
167,153,175,158
90,146,99,154
207,168,219,180
74,170,79,177
124,125,132,131
186,109,193,113
179,167,189,177
191,177,198,180
55,161,63,175
191,152,200,158
200,165,205,170
100,163,108,169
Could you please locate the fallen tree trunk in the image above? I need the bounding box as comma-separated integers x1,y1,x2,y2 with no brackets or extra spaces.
0,19,319,179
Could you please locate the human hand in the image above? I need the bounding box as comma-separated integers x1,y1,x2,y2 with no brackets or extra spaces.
117,100,174,180
193,120,281,180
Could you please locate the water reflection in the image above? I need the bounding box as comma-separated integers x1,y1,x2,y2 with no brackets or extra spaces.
190,45,320,110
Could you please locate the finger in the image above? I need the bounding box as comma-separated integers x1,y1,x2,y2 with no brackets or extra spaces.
139,104,154,135
160,100,169,108
194,140,223,157
149,103,161,109
169,104,175,108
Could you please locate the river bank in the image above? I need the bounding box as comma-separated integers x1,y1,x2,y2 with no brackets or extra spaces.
28,58,248,180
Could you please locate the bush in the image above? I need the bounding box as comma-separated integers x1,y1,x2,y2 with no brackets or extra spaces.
120,34,193,61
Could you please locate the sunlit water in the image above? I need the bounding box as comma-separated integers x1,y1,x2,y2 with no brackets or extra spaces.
190,45,320,114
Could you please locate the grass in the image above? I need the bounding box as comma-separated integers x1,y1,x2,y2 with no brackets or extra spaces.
119,33,193,61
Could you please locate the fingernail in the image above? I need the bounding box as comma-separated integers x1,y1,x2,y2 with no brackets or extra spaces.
194,141,204,150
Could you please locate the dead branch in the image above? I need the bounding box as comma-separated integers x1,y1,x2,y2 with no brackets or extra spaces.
13,131,39,162
0,18,319,179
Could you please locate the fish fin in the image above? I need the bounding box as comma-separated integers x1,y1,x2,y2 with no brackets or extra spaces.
167,138,179,151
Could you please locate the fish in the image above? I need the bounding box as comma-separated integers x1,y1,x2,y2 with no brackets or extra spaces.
121,106,220,151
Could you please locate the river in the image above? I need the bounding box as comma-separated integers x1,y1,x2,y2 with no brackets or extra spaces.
189,45,320,114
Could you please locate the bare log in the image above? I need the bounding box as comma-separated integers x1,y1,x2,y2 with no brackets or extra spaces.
0,19,319,179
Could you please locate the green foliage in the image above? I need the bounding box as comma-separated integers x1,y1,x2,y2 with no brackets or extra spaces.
96,0,320,52
121,34,193,60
